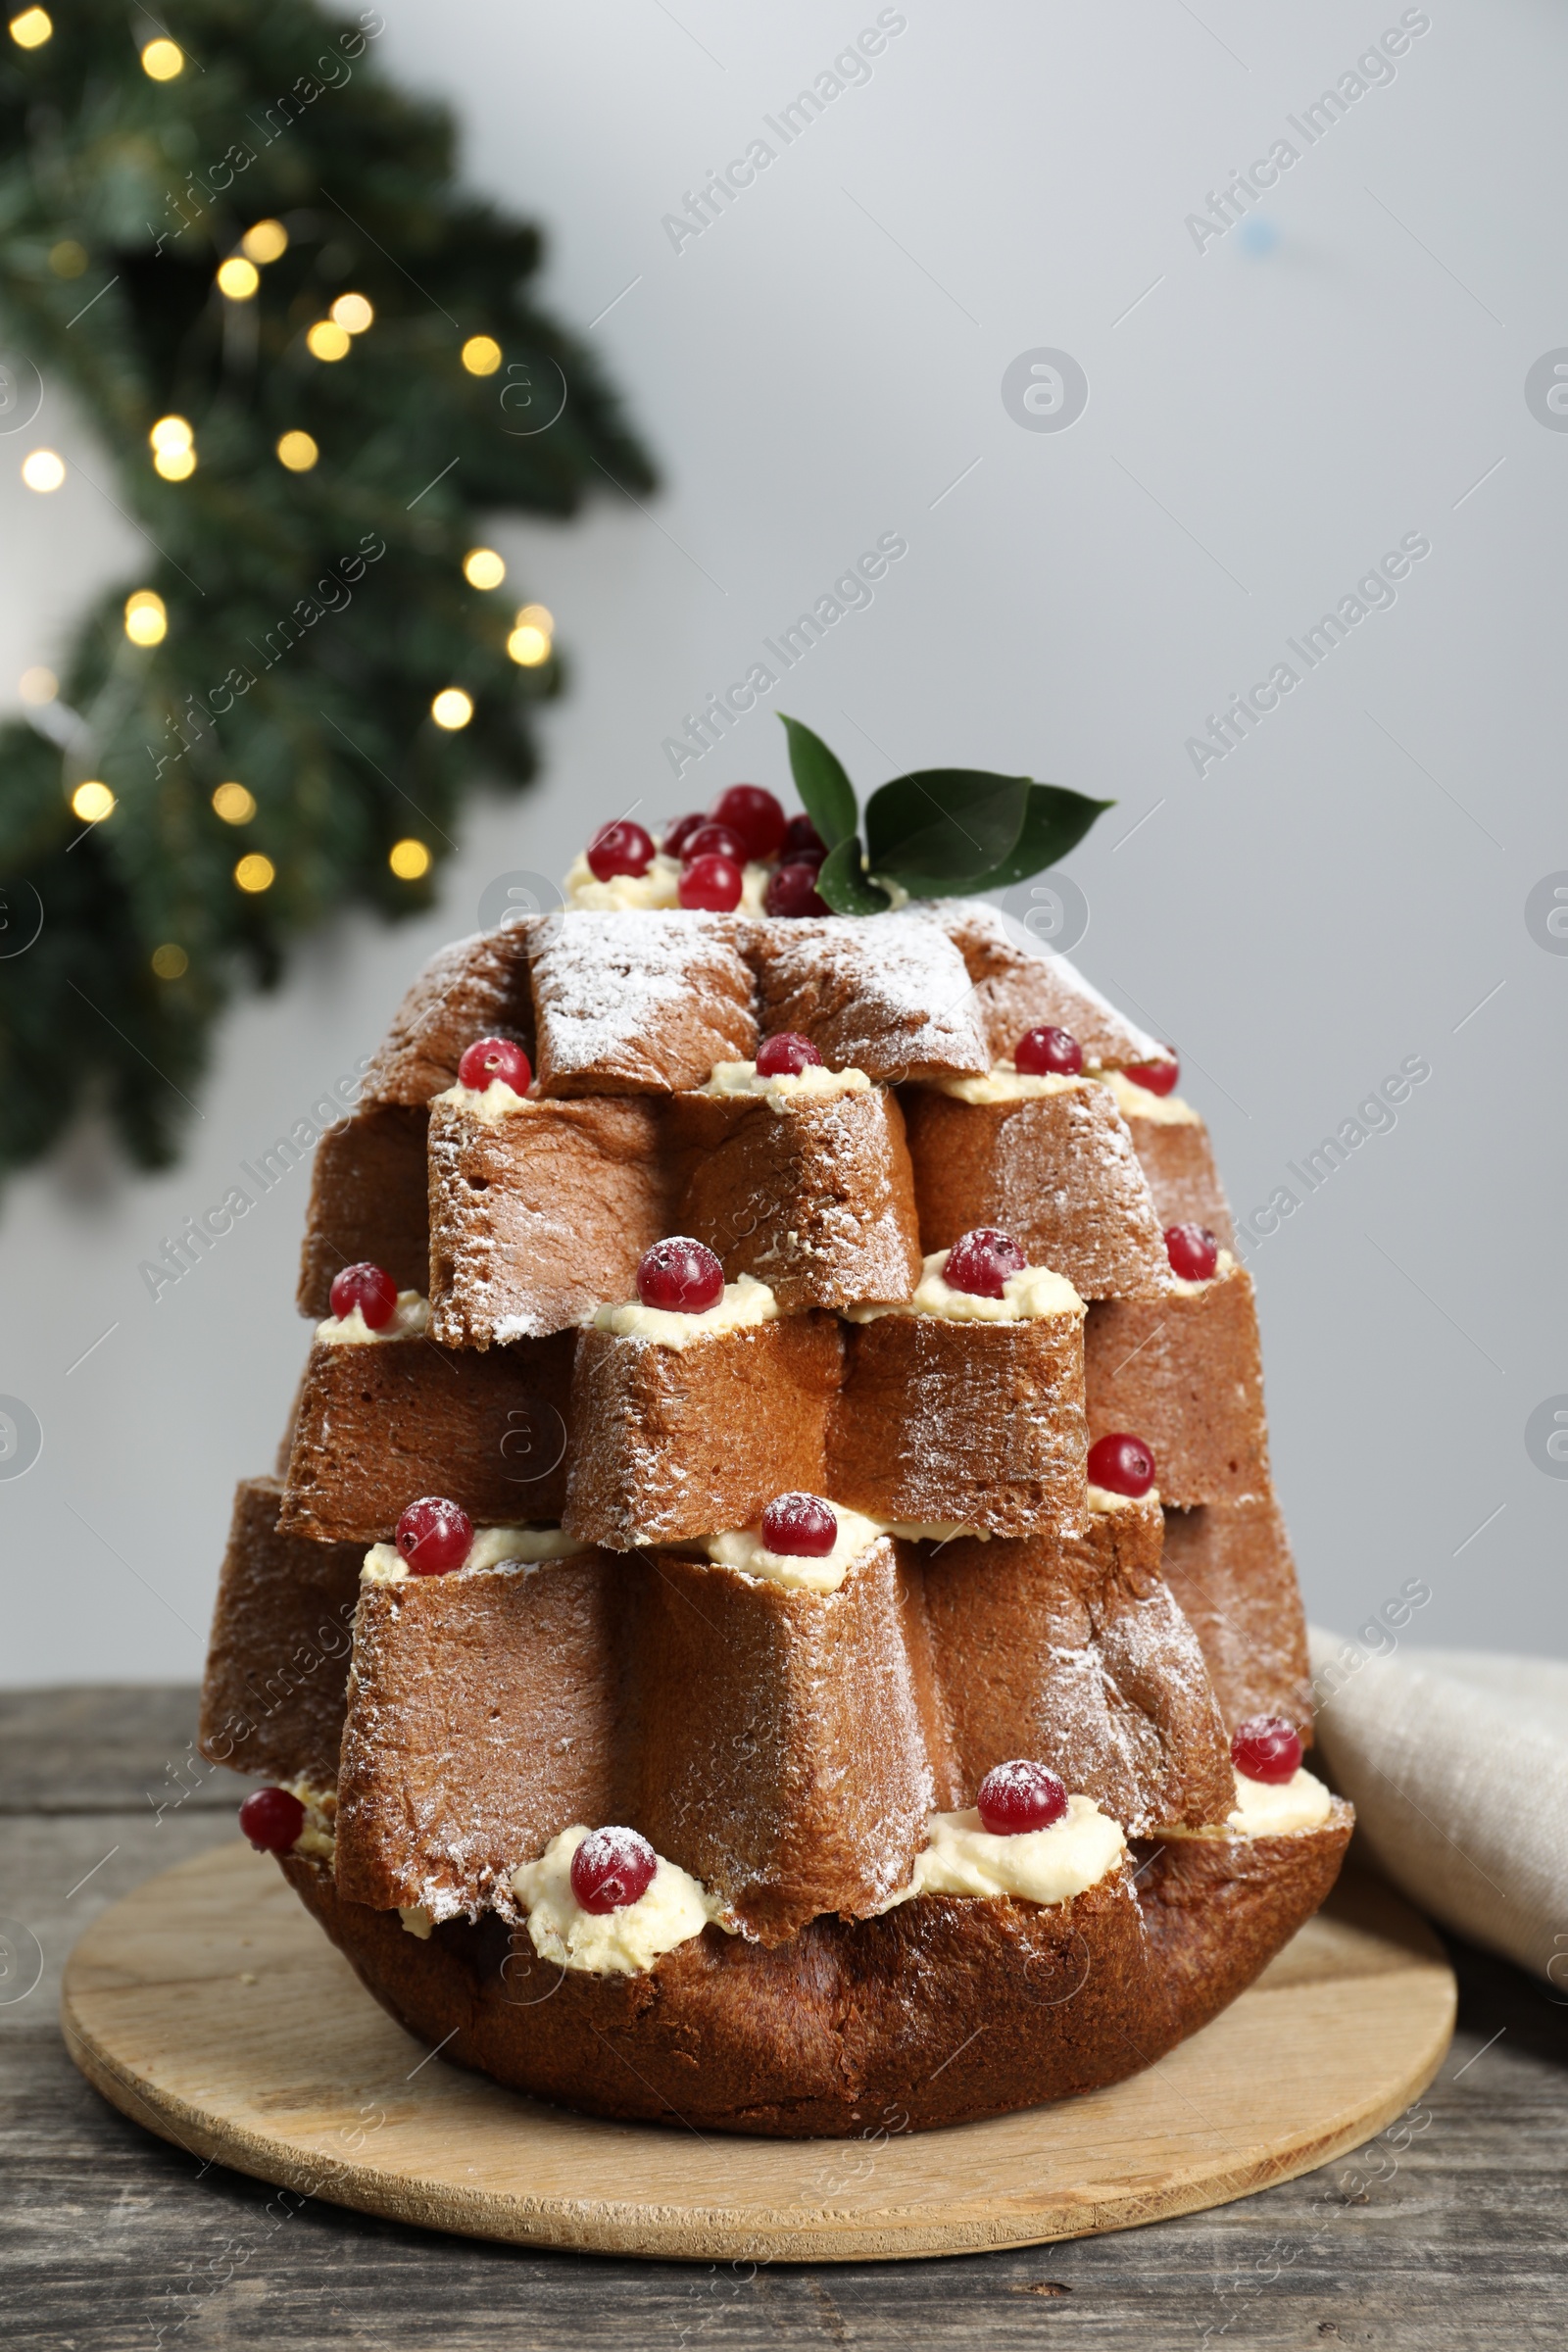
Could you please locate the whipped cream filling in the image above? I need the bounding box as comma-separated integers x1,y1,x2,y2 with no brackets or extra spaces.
1106,1070,1199,1126
512,1826,733,1975
933,1064,1086,1105
885,1796,1125,1909
361,1524,586,1584
316,1291,430,1347
886,1520,993,1544
704,1505,885,1594
1088,1483,1159,1514
594,1271,778,1349
433,1075,531,1124
704,1057,871,1105
848,1248,1085,1326
1168,1246,1236,1300
564,848,770,915
1159,1764,1334,1841
398,1905,435,1939
284,1779,338,1863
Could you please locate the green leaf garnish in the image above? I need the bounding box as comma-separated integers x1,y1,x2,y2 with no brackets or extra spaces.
778,714,857,849
815,835,892,915
960,784,1116,893
864,770,1031,889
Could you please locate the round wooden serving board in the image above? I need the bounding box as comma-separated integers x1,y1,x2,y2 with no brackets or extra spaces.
63,1841,1454,2263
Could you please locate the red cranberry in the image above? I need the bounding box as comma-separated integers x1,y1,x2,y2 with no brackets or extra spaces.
764,860,829,918
760,1493,837,1557
1015,1024,1083,1077
585,818,655,881
395,1495,473,1575
1231,1716,1303,1786
1165,1222,1219,1283
678,853,744,912
756,1031,823,1078
944,1227,1027,1299
781,813,827,862
1125,1055,1179,1097
976,1759,1068,1836
238,1786,305,1852
329,1261,398,1329
570,1826,658,1914
710,784,786,860
458,1036,531,1095
662,810,707,858
681,820,748,864
1087,1433,1156,1498
636,1236,724,1312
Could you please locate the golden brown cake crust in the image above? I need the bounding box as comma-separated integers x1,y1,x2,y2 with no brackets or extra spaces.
903,1082,1168,1299
198,1478,363,1787
297,1106,430,1320
280,1800,1350,2135
278,1330,574,1542
1161,1495,1313,1740
1085,1258,1270,1506
529,912,758,1095
363,928,537,1107
1123,1107,1236,1249
749,915,990,1081
930,903,1163,1070
922,1504,1235,1834
428,1095,676,1344
669,1086,921,1311
562,1316,843,1549
830,1313,1089,1535
335,1554,621,1917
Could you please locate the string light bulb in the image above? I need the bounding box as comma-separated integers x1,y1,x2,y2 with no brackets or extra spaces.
330,293,373,335
19,666,57,705
241,220,288,265
276,430,318,472
212,782,257,825
72,781,115,821
151,943,188,979
461,335,502,376
306,319,350,362
22,448,65,491
48,240,86,277
389,838,432,879
140,37,183,79
149,415,195,479
123,590,167,647
9,9,52,47
463,548,506,590
430,688,473,730
234,853,275,893
217,256,260,301
507,605,554,666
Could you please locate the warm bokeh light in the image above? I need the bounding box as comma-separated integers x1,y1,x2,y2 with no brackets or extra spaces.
140,37,183,79
306,319,350,362
19,666,57,705
9,9,52,48
151,943,188,979
430,688,473,730
154,445,196,480
461,335,502,376
48,239,86,277
241,219,288,265
212,782,257,825
515,602,555,633
234,853,275,893
331,292,373,335
123,590,168,647
22,448,65,491
507,624,551,667
71,781,115,822
276,430,318,471
389,838,432,880
463,547,506,591
217,256,260,301
150,416,193,455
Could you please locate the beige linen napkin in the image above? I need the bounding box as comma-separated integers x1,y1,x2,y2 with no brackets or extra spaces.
1307,1629,1568,1985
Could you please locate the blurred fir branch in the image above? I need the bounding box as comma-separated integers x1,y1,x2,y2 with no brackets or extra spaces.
0,0,654,1176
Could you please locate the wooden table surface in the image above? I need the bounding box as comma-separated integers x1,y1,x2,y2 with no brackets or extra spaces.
4,1688,1564,2350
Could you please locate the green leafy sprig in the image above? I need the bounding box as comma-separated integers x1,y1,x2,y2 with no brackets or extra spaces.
778,716,1112,915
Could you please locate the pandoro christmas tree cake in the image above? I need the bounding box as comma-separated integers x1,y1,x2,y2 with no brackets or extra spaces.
199,725,1347,2136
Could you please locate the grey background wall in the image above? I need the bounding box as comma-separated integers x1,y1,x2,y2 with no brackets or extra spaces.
3,0,1564,1684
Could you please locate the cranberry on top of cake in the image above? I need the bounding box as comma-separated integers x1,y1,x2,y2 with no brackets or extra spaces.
703,1494,889,1593
847,1228,1085,1326
593,1240,779,1348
